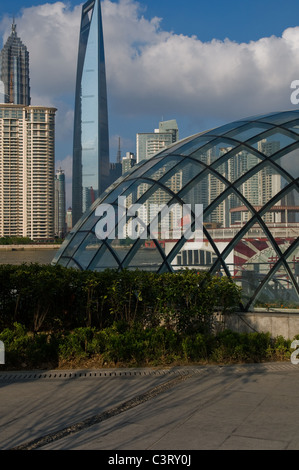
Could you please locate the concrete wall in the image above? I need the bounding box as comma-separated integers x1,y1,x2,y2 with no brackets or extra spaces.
216,310,299,340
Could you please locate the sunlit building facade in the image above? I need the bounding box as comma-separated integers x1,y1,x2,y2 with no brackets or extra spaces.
53,111,299,312
72,0,110,226
137,120,179,163
0,104,56,240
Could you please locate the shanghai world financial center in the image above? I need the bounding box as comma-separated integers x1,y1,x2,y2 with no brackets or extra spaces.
72,0,110,226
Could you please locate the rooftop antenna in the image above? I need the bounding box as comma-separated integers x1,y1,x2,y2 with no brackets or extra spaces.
12,17,17,35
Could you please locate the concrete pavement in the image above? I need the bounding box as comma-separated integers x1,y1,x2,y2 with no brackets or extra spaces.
1,362,299,451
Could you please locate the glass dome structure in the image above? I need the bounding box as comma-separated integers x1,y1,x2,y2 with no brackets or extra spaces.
53,111,299,311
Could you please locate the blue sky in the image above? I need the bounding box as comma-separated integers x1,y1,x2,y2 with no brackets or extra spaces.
2,0,299,42
0,0,299,207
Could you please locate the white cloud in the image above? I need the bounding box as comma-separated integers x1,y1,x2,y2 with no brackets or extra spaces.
1,0,299,149
12,2,80,102
103,8,299,121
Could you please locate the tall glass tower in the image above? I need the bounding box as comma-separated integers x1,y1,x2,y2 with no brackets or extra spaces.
0,21,31,106
72,0,110,226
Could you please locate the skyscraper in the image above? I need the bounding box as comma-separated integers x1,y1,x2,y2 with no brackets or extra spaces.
72,0,110,225
136,119,179,163
0,21,31,106
0,104,56,240
55,168,66,238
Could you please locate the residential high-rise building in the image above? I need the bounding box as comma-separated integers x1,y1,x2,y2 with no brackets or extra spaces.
54,168,66,238
136,119,179,163
72,0,110,225
0,21,31,106
159,119,179,142
122,152,136,174
0,104,56,240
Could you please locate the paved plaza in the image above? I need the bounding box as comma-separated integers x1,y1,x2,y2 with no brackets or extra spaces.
1,362,299,451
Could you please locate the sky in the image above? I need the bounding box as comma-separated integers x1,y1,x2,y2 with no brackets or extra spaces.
0,0,299,208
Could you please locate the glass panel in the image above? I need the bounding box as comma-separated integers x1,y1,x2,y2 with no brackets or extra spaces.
227,225,276,307
89,246,120,271
125,240,165,271
171,135,217,157
247,130,298,156
179,171,229,219
157,134,204,157
191,138,238,164
261,188,299,250
205,192,254,229
253,264,299,310
204,120,250,136
126,157,164,180
235,164,283,208
104,184,175,253
264,187,299,223
72,232,104,270
66,259,81,270
141,155,182,181
100,179,137,205
79,211,101,232
286,245,299,306
258,111,299,125
62,232,88,258
159,158,204,194
284,119,299,135
108,238,136,264
210,147,262,183
225,122,273,142
276,149,299,179
57,257,71,267
286,240,299,265
121,180,153,207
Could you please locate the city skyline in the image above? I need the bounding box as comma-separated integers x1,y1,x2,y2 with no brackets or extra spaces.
0,0,299,209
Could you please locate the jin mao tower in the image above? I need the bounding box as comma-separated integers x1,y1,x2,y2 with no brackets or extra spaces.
0,21,31,105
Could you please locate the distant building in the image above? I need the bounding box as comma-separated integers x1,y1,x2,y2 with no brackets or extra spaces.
72,0,110,225
0,21,31,105
109,162,122,187
66,207,72,232
136,119,179,163
122,152,136,174
0,104,56,240
54,168,66,238
159,119,179,142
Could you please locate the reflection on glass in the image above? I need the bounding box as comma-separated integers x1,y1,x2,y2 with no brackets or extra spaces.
72,0,109,225
55,111,299,311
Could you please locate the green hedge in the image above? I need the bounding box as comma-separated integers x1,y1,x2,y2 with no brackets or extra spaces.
0,322,294,370
0,263,242,334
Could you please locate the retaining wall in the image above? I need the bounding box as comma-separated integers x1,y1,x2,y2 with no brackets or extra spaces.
219,310,299,339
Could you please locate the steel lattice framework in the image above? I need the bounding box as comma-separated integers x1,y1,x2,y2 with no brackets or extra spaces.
53,111,299,311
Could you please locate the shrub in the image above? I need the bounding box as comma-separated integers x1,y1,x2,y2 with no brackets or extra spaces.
0,322,59,368
0,264,242,334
